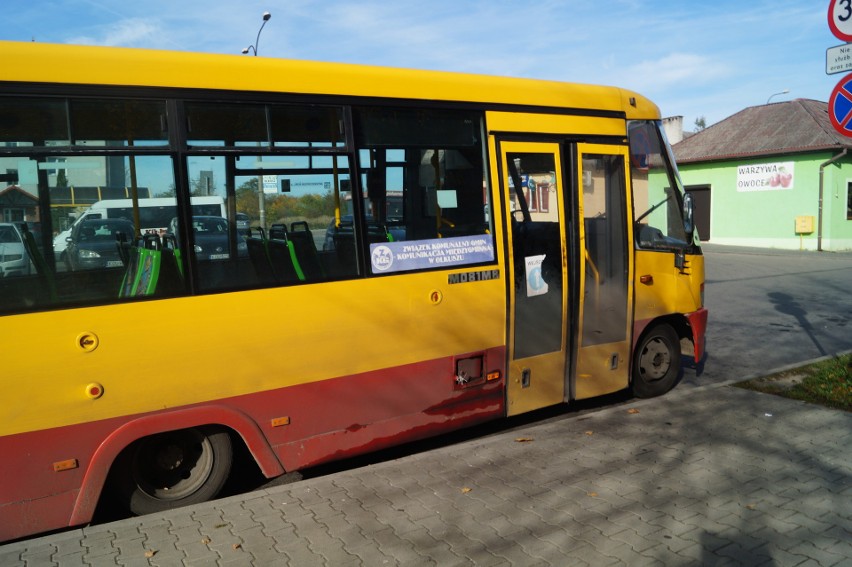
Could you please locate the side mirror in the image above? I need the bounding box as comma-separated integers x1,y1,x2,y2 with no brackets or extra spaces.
683,192,695,237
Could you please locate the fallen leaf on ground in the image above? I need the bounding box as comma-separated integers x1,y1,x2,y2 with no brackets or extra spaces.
144,550,157,558
201,537,211,544
232,543,242,550
627,408,640,414
587,492,598,497
461,487,472,493
584,431,594,436
514,437,534,443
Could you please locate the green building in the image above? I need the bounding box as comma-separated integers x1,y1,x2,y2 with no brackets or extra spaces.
672,99,852,251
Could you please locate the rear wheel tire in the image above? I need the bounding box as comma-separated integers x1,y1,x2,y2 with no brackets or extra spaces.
632,323,681,399
112,426,233,516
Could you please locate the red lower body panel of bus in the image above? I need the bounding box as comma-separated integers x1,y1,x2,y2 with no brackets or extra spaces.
0,346,506,542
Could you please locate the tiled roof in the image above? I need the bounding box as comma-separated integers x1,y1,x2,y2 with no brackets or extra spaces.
0,185,38,203
672,99,852,164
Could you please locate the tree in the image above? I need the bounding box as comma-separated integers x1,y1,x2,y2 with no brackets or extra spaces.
235,179,260,219
156,184,176,198
694,116,707,132
56,169,68,188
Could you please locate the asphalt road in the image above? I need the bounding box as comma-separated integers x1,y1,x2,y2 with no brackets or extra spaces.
680,243,852,387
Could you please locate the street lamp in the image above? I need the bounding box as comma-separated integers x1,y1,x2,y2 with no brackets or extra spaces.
766,89,790,104
242,11,273,230
242,11,271,56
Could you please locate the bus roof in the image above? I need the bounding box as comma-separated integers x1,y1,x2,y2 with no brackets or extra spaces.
0,40,661,120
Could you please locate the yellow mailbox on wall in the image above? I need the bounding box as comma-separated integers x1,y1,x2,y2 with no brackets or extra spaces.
795,215,815,234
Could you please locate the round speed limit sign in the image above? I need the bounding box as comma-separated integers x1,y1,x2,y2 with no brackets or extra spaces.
829,0,852,42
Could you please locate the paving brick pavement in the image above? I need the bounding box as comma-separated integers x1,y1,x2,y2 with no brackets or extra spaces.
1,380,850,566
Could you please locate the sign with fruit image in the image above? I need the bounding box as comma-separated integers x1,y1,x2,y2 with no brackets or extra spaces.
736,162,795,192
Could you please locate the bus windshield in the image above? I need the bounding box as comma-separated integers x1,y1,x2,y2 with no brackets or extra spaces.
628,121,694,251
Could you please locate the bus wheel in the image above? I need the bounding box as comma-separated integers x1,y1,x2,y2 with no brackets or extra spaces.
112,426,233,516
632,323,681,399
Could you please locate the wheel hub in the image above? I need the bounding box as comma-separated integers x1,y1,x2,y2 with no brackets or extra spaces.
156,444,184,471
134,431,212,500
640,338,671,380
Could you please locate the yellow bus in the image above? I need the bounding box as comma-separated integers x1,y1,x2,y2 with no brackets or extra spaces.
0,41,706,541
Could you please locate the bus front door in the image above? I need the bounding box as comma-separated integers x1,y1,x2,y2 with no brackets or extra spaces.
574,143,633,399
500,142,569,416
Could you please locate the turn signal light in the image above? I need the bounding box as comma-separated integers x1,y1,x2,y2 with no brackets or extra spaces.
53,459,78,472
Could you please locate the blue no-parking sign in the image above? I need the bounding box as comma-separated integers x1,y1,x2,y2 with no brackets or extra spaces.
829,72,852,137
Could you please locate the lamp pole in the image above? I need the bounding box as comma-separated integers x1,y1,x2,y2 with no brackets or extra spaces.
766,89,790,104
242,11,271,56
243,12,272,231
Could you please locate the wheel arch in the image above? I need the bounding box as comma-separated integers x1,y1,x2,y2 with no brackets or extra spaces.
632,314,692,356
69,405,285,526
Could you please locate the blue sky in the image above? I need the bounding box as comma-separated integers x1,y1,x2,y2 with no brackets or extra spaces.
2,1,838,133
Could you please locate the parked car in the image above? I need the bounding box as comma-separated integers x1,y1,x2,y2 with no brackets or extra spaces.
13,221,43,252
65,218,135,271
55,213,104,259
168,216,248,261
53,227,72,258
0,222,31,277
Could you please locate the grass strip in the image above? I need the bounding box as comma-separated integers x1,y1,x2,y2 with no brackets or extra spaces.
735,353,851,412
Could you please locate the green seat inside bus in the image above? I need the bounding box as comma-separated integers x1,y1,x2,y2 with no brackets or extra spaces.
246,227,304,286
286,221,324,280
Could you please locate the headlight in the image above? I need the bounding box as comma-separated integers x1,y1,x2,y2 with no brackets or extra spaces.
79,249,101,259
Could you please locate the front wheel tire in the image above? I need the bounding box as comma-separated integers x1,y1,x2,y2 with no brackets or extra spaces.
111,426,233,516
632,323,681,399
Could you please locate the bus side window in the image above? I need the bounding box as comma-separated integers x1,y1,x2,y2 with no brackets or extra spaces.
0,153,180,315
353,107,493,275
187,153,357,292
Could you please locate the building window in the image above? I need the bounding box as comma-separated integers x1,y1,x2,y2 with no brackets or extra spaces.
3,208,25,222
848,181,852,220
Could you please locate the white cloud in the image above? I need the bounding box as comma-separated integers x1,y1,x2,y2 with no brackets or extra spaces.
624,53,731,91
67,18,164,48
